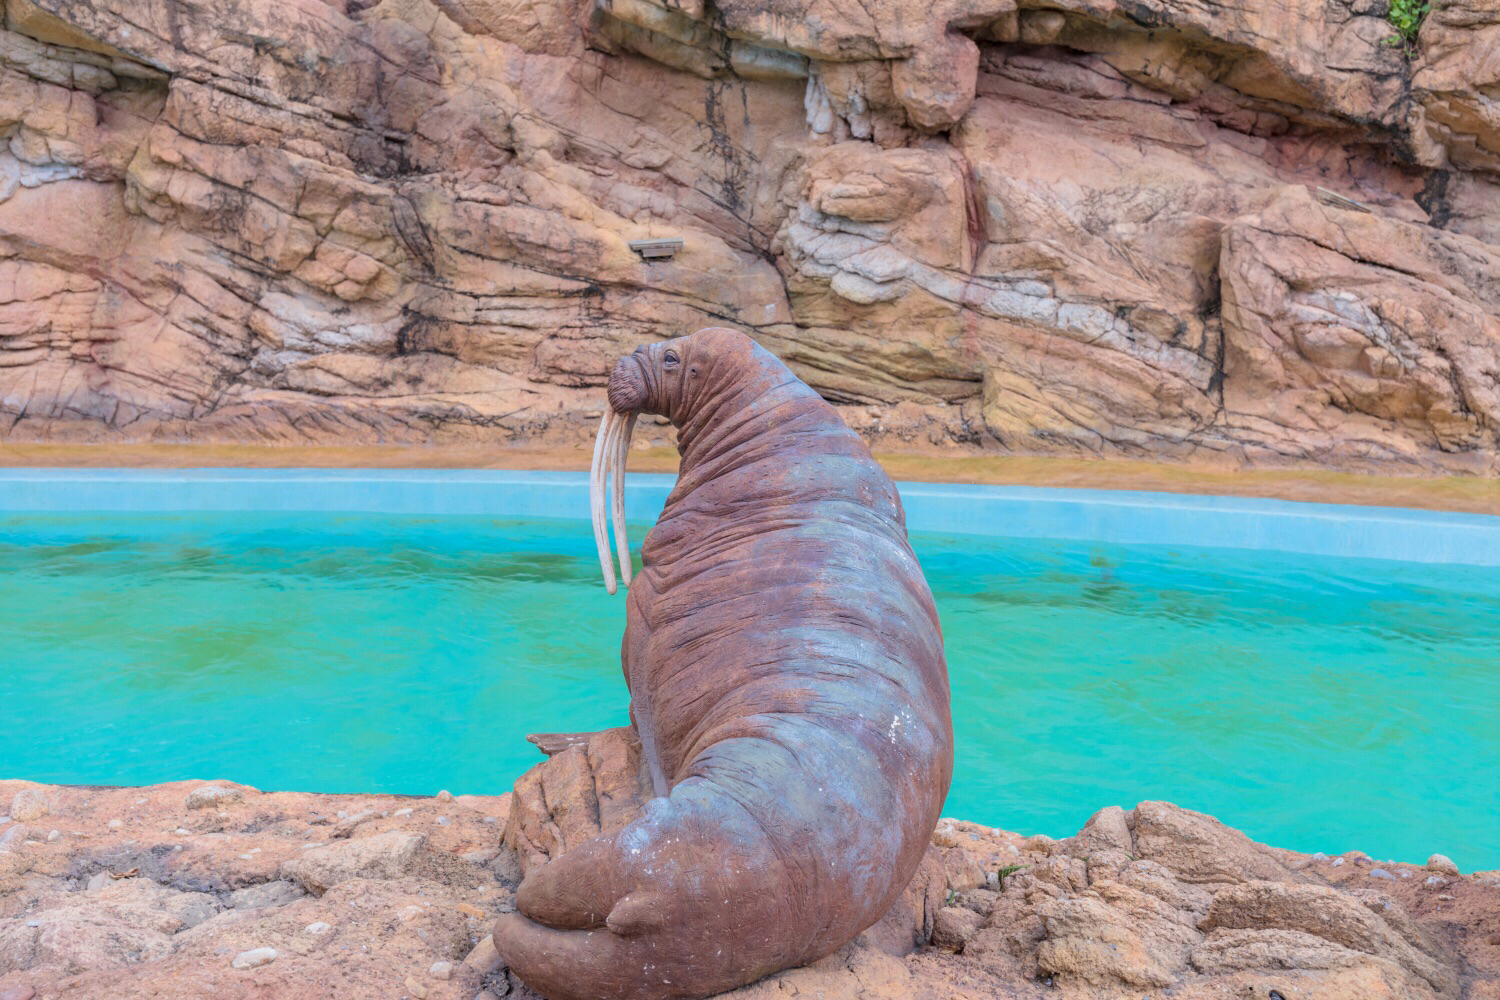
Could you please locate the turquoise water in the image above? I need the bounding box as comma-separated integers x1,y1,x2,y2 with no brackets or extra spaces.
2,512,1497,870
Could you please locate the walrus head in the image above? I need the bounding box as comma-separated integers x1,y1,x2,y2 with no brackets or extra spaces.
590,327,752,595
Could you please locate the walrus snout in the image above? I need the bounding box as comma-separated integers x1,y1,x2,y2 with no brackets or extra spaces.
607,353,648,413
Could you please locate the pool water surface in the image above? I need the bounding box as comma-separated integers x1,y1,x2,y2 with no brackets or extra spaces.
2,512,1497,870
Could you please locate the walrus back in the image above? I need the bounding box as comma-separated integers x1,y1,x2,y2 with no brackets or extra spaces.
631,386,954,957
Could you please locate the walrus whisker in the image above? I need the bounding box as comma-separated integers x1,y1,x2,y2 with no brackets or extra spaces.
590,408,619,594
611,411,637,589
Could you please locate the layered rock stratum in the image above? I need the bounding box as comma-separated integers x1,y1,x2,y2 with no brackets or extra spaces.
0,0,1497,472
2,763,1499,999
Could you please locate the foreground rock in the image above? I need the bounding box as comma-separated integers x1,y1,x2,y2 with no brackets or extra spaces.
1,773,1497,999
499,731,1500,999
0,779,512,1000
0,0,1497,474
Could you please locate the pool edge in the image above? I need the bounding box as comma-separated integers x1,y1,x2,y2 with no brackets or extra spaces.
2,467,1498,567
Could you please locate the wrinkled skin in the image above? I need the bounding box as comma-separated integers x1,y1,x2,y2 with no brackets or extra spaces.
492,328,953,1000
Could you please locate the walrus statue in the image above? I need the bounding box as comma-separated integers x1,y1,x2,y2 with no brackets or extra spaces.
491,327,953,999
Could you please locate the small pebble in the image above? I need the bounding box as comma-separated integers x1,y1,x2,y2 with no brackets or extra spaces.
1438,893,1455,901
1331,857,1345,867
394,808,414,817
337,810,348,819
1425,875,1448,887
437,790,455,802
1311,852,1328,861
10,790,49,822
1427,853,1461,876
135,797,146,805
25,920,39,928
483,816,498,824
437,816,451,827
1369,867,1396,880
305,921,331,935
176,828,191,835
464,937,504,975
107,819,123,830
47,830,60,843
231,947,278,970
1399,870,1412,879
430,960,453,980
1021,834,1055,853
405,977,429,999
186,785,243,811
86,872,110,891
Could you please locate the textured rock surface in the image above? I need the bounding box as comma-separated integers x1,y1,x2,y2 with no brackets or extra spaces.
0,779,515,998
501,738,1500,999
0,0,1496,472
1,775,1498,998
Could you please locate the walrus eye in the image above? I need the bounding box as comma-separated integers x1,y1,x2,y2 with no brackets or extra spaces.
663,350,680,369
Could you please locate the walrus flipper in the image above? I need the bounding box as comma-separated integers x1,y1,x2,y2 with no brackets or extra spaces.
494,782,799,1000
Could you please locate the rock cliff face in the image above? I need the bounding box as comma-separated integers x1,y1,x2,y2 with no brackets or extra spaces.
0,0,1497,472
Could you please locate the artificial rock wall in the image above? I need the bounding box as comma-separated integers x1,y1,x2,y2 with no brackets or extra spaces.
1,0,1498,472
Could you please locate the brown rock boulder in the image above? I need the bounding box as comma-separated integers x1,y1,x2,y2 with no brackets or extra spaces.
279,830,427,894
1221,187,1500,471
1200,881,1458,997
1131,800,1301,885
1413,0,1500,174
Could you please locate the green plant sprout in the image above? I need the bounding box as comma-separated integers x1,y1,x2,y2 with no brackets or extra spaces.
1385,0,1430,56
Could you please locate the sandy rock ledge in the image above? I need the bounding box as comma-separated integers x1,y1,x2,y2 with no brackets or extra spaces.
1,772,1498,1000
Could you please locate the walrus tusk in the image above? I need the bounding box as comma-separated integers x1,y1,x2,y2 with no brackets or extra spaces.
612,411,637,589
591,407,638,594
590,409,620,595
